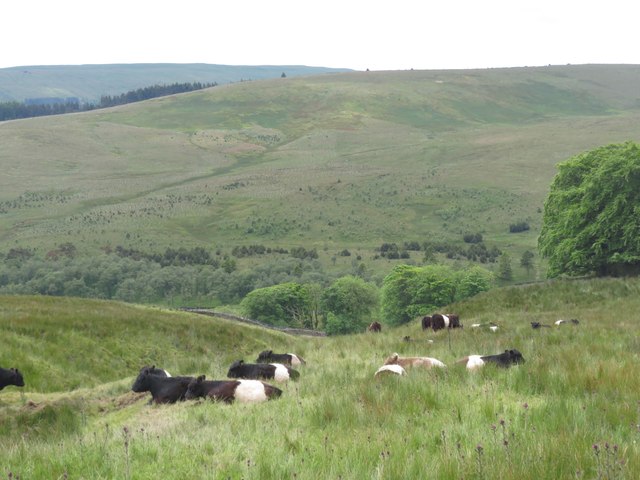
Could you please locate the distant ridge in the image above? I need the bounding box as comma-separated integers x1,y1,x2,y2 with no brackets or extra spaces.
0,63,353,103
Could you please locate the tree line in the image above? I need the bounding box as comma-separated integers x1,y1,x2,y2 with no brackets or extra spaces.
0,82,217,121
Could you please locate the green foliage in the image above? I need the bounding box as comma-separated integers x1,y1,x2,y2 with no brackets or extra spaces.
539,142,640,277
498,252,514,281
455,265,495,300
381,264,456,325
240,282,311,327
321,275,379,334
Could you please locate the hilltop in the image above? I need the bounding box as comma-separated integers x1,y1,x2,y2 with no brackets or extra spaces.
1,64,640,284
0,63,352,103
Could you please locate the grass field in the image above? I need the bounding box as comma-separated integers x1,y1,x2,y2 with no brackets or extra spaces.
1,276,639,478
2,65,640,283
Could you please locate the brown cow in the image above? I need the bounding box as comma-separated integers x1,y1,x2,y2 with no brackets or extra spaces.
367,321,382,333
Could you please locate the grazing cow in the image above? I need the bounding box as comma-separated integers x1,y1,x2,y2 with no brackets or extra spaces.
227,360,300,382
367,321,382,333
457,349,525,370
422,313,462,331
0,367,25,391
384,353,446,369
255,350,306,366
139,365,172,377
131,368,194,404
185,375,282,403
374,364,407,378
555,319,580,326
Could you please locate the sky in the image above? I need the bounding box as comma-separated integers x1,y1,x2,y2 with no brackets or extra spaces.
2,0,639,71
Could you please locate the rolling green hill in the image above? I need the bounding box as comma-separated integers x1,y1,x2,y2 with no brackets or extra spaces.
0,63,352,103
1,277,639,478
1,64,640,284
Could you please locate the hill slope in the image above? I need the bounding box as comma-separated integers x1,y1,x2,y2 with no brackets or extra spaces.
0,63,352,103
1,64,640,281
1,277,639,478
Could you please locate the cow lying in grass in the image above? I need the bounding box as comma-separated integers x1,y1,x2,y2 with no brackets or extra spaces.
185,375,282,403
255,350,306,366
0,367,25,391
374,364,407,378
228,360,300,382
457,349,525,370
384,353,446,369
131,367,194,404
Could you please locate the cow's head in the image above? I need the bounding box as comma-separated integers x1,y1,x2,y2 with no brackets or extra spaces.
383,353,400,365
227,360,244,378
10,368,25,387
508,349,525,364
185,375,206,400
131,368,151,392
256,350,273,361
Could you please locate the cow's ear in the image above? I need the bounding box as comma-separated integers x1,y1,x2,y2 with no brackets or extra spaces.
392,353,399,361
151,365,156,369
239,360,245,365
197,375,205,382
268,350,273,355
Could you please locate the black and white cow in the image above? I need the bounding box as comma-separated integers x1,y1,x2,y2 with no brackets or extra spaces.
228,360,300,382
185,375,282,403
131,368,193,404
457,349,525,370
0,367,25,391
554,319,580,326
255,350,306,366
422,313,462,331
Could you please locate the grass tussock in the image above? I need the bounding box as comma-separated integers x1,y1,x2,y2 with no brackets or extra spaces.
1,277,639,478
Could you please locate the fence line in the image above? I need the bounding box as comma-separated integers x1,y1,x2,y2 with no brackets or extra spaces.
178,307,327,337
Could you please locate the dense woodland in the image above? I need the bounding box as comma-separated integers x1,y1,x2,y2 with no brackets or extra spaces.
0,82,216,121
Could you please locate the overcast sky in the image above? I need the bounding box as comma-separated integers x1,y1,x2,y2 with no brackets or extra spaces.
2,0,639,71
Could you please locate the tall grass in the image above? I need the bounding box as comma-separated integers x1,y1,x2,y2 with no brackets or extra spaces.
1,277,639,478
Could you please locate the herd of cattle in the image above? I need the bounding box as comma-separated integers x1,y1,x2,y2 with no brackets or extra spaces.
0,313,580,403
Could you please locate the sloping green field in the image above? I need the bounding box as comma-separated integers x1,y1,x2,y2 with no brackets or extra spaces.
1,276,639,478
1,64,640,281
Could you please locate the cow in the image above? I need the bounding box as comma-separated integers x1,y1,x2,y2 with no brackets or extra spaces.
384,353,446,369
0,367,25,391
374,364,407,378
471,323,499,332
456,349,525,370
422,313,462,331
227,360,300,382
255,350,306,366
131,367,194,404
531,322,551,329
555,319,580,326
367,321,382,333
139,365,172,377
185,375,282,403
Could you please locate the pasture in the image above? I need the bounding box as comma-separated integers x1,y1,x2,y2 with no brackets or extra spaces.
1,276,639,479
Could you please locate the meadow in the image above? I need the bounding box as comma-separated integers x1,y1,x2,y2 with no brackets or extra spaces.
1,276,639,479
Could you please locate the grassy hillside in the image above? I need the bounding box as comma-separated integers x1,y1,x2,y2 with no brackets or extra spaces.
1,277,639,478
1,65,640,283
0,63,351,103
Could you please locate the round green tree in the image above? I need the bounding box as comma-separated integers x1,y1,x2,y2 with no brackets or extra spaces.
538,142,640,277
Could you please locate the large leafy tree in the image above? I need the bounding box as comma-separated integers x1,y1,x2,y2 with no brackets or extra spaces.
539,142,640,277
240,282,312,327
321,276,379,335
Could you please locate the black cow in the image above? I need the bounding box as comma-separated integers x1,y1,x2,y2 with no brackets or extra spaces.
227,360,300,382
457,349,525,370
422,313,462,331
531,322,551,329
185,375,282,403
255,350,306,366
0,367,25,391
131,368,194,404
